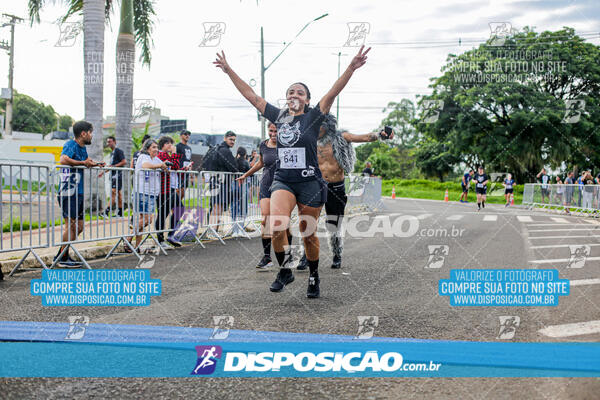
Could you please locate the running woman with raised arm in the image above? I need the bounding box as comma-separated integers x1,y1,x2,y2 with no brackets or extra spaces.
214,45,371,298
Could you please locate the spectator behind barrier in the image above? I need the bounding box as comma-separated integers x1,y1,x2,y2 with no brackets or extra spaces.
208,131,237,232
125,139,168,252
231,146,251,236
100,136,127,218
362,161,374,177
155,136,185,249
54,120,105,267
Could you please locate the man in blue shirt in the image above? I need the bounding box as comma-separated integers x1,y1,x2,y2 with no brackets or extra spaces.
459,169,474,203
55,121,104,266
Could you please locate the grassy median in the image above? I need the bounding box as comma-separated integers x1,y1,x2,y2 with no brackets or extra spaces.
381,179,524,205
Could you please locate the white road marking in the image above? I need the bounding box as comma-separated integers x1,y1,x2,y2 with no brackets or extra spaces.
529,235,600,240
551,217,569,223
416,214,433,220
570,279,600,286
530,256,600,264
517,216,533,222
528,228,600,232
583,219,600,224
531,244,600,249
446,214,464,220
526,223,592,227
483,215,498,221
539,320,600,338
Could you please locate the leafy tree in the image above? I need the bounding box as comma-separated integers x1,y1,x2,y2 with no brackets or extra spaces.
0,91,57,134
415,138,460,181
415,27,600,182
381,99,419,148
58,115,74,131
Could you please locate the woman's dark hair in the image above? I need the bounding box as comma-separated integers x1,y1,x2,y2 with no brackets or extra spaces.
236,146,247,158
158,135,174,151
290,82,311,113
141,139,158,155
142,134,151,143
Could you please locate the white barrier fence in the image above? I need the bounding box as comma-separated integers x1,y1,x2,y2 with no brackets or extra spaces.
522,183,600,215
2,162,382,276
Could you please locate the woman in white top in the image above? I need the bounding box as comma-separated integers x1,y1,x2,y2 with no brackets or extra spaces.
555,176,564,205
126,139,168,251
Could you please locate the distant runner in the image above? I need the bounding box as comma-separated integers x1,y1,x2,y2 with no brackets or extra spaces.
471,166,489,211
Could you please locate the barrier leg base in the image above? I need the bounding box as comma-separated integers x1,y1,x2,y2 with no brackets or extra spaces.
137,234,167,255
105,237,142,262
8,248,48,277
199,227,225,245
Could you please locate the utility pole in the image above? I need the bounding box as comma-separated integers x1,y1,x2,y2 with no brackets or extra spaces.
1,14,24,137
259,13,328,141
332,52,348,123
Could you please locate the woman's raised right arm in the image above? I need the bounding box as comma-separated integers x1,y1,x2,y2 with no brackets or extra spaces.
214,51,267,114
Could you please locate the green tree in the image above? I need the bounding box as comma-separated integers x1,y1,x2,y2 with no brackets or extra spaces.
58,114,74,131
381,99,419,148
0,91,57,134
415,27,600,182
415,138,460,181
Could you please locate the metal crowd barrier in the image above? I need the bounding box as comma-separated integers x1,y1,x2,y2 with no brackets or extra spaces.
1,160,383,276
522,183,600,216
47,165,134,269
1,163,51,275
346,175,383,213
198,171,262,243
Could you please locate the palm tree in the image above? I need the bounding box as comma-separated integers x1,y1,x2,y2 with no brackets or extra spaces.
29,0,155,161
115,0,155,160
29,0,106,210
29,0,106,162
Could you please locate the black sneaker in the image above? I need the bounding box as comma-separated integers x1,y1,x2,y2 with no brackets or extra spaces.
117,209,124,217
296,254,308,271
0,268,4,281
53,254,82,267
167,237,182,248
257,255,273,270
331,254,342,269
307,275,320,298
270,268,295,292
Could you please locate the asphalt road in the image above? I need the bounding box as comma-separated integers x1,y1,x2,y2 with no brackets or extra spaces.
1,198,599,399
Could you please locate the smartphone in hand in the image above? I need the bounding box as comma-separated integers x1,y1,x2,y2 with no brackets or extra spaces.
380,126,392,139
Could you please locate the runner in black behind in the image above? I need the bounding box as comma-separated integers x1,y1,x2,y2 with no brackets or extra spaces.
215,45,371,298
472,166,489,211
237,123,293,269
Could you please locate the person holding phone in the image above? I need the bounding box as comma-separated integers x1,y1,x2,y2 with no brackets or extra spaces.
125,139,168,252
54,121,105,266
155,136,189,249
297,115,394,271
214,45,371,298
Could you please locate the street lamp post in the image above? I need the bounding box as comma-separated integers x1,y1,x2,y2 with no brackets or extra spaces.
332,52,348,123
259,13,328,141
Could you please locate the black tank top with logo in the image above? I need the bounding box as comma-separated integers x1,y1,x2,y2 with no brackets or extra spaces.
259,139,277,185
263,102,325,183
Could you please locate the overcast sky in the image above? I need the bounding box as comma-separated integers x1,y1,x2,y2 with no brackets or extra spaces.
1,0,598,137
